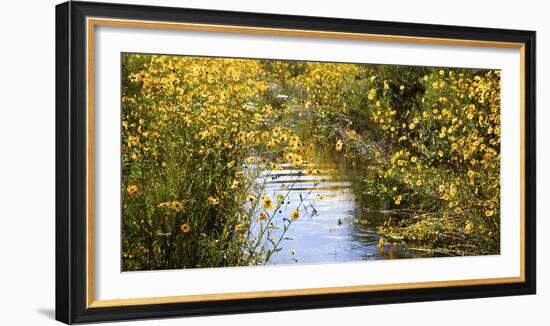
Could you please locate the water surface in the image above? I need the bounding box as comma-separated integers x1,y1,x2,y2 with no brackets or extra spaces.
254,148,424,265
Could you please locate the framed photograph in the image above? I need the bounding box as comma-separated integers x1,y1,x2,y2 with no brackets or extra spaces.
56,1,536,324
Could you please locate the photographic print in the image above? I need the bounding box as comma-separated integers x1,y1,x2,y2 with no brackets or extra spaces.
121,54,501,271
56,3,535,322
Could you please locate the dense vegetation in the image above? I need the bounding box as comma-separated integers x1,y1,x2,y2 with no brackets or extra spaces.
121,53,500,271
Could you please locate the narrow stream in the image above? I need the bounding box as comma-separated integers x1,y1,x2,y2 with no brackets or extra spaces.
256,161,421,265
252,108,426,265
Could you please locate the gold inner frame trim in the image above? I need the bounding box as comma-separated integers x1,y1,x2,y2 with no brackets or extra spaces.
86,17,526,308
89,277,521,308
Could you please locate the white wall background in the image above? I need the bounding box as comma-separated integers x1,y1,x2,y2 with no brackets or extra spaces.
0,0,546,324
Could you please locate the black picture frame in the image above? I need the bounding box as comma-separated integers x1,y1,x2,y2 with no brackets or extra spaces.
56,1,536,324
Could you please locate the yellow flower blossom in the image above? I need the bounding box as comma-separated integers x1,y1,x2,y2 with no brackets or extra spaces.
180,223,191,233
171,200,184,212
158,201,171,208
126,185,139,197
262,196,274,210
230,179,240,189
207,196,219,206
335,139,344,152
258,212,266,222
367,88,376,100
464,221,474,234
394,195,402,205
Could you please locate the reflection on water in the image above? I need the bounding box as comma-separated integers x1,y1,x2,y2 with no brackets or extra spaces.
250,107,431,265
255,159,424,265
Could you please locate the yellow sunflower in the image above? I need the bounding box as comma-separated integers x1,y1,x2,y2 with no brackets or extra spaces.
126,185,139,197
262,196,274,210
171,200,184,212
180,224,191,233
259,212,266,222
